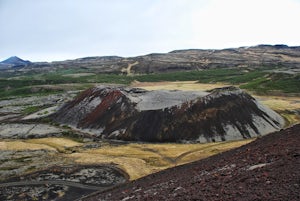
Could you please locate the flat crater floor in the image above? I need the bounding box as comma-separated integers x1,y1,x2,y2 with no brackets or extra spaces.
123,88,208,111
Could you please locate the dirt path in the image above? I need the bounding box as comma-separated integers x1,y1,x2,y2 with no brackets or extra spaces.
125,61,139,75
0,180,103,190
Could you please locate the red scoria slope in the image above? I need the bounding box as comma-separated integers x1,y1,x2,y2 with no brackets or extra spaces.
82,124,300,201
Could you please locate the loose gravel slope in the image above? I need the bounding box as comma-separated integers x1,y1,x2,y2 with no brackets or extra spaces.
83,124,300,201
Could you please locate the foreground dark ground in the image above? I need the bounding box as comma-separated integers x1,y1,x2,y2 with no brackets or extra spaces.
82,124,300,201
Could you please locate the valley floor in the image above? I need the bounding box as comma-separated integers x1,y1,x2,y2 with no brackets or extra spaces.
0,81,299,200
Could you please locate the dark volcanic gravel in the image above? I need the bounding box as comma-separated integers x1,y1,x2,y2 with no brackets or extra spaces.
83,124,300,201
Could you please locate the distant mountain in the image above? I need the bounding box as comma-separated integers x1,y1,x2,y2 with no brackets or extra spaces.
0,56,31,67
1,44,300,73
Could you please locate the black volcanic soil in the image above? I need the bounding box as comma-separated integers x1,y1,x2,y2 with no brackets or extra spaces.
83,124,300,201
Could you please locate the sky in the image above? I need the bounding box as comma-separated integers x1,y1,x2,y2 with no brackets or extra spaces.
1,0,300,62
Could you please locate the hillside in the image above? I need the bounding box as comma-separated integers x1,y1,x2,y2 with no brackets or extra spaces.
82,124,300,201
1,45,300,74
1,45,300,100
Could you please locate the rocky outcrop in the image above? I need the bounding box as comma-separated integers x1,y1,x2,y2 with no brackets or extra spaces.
0,165,128,201
52,86,284,142
0,123,64,139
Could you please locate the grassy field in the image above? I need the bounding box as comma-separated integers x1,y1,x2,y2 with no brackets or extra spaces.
257,96,300,126
0,141,57,151
0,137,253,180
0,138,82,152
1,68,299,99
69,139,252,180
131,81,230,91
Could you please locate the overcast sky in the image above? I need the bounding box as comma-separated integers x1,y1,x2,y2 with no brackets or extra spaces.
1,0,300,62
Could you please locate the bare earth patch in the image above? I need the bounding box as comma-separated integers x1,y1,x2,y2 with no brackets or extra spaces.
131,81,230,91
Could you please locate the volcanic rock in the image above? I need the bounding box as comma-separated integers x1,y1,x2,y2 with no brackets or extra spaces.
53,86,284,142
0,123,64,139
82,124,300,201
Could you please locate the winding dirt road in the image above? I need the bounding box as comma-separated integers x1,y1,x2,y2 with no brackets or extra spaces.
0,180,105,190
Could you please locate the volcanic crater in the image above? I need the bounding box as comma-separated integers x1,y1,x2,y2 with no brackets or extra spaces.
52,86,284,142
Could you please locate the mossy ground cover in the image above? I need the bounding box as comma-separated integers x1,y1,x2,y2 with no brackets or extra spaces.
22,106,43,115
1,68,299,99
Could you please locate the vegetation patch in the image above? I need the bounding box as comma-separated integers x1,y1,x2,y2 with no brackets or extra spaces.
0,141,56,151
241,73,300,94
61,131,85,143
22,106,43,115
1,68,299,99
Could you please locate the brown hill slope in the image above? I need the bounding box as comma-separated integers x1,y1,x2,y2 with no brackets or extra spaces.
82,124,300,201
4,45,300,73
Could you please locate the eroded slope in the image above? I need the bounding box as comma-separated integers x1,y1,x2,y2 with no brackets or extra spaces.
53,86,284,142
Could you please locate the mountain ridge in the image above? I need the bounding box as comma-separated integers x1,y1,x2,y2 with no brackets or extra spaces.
1,44,300,73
